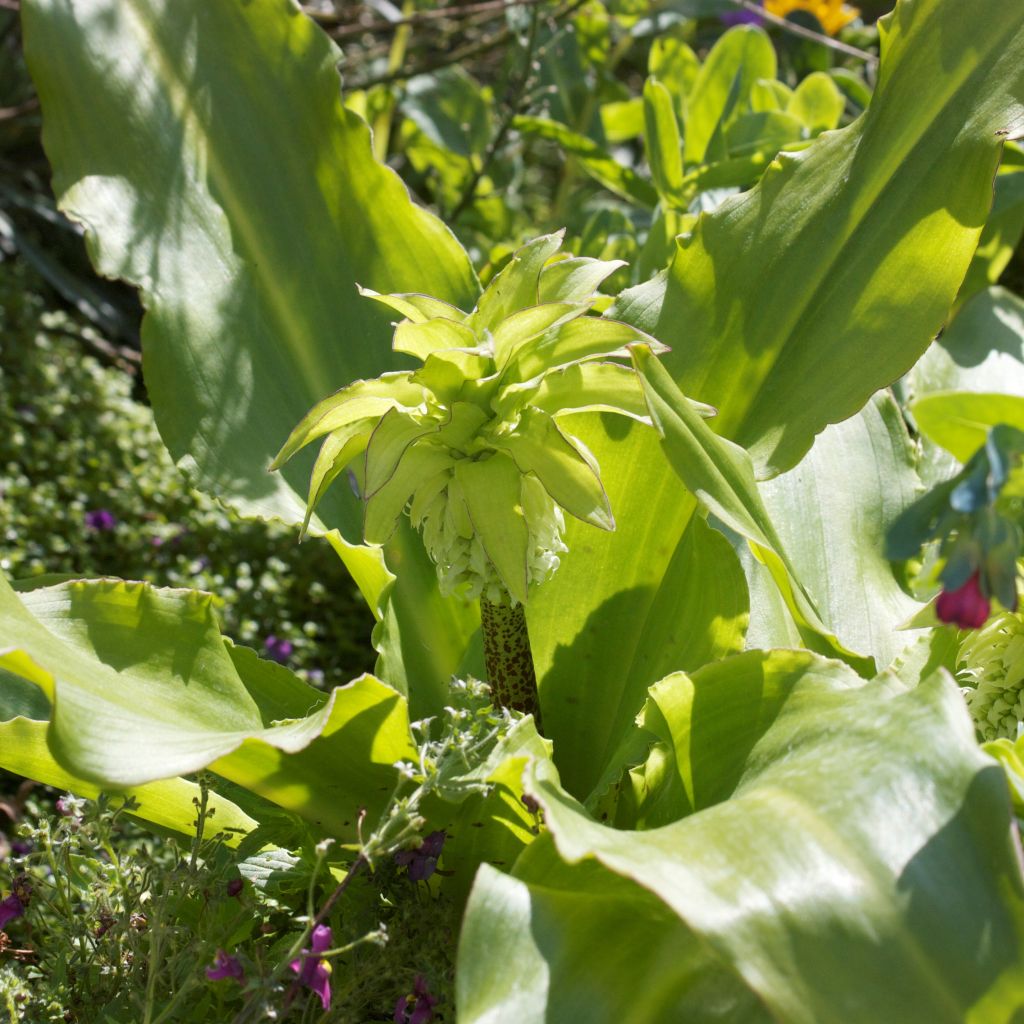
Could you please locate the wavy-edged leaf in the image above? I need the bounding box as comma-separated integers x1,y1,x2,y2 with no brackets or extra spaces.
538,257,627,305
469,232,564,333
455,455,531,605
491,302,588,368
912,391,1024,461
356,286,467,326
393,317,478,361
22,0,482,714
493,409,612,530
505,317,665,383
496,361,653,423
615,0,1024,478
0,576,415,838
364,444,453,545
633,346,873,674
460,654,1024,1023
0,717,259,846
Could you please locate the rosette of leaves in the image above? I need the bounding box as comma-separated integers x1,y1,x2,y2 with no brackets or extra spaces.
272,232,709,719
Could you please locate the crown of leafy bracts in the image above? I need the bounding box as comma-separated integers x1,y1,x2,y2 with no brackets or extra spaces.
272,232,713,605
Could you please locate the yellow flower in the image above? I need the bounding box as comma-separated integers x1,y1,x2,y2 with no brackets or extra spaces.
764,0,859,35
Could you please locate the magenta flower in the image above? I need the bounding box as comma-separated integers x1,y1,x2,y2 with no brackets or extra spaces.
206,949,244,983
226,878,244,898
290,923,332,1010
394,974,438,1024
0,894,23,929
395,831,446,882
84,508,117,531
936,571,991,629
264,634,294,664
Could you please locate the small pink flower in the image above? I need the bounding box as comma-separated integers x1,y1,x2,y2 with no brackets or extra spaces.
936,571,991,629
0,894,24,929
395,974,438,1024
290,923,332,1010
206,949,244,983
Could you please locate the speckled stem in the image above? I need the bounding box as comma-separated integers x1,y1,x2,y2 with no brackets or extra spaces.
480,597,541,727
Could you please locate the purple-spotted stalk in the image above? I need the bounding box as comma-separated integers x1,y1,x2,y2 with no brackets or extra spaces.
272,233,714,720
480,597,540,723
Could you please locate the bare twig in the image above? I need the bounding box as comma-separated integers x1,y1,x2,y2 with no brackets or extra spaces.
447,4,542,221
0,98,39,122
320,0,546,40
729,0,878,64
345,0,581,90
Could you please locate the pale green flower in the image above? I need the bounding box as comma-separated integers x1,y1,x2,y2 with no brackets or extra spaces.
958,611,1024,741
273,232,713,606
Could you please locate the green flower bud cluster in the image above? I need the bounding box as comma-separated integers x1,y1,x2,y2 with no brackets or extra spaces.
958,611,1024,741
273,232,714,605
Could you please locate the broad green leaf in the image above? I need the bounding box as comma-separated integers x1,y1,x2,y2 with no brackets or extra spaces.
270,373,422,471
616,0,1024,478
504,317,663,382
956,168,1024,310
304,424,373,534
643,77,685,206
750,78,793,112
363,408,440,498
648,31,700,119
599,98,644,143
511,115,658,207
455,455,530,605
723,110,805,159
493,409,612,530
469,233,564,333
356,286,467,326
530,423,749,797
363,444,453,545
683,25,777,166
0,717,259,847
460,654,1024,1023
632,346,873,674
23,0,481,710
754,392,925,668
908,286,1024,400
538,257,627,305
496,361,653,423
0,576,415,839
491,302,587,367
393,317,478,360
788,71,845,133
912,392,1024,461
530,0,1024,796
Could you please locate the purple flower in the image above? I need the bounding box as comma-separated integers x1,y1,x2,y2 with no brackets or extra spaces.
394,975,438,1024
937,571,991,630
84,508,117,532
394,830,446,882
290,923,332,1010
206,949,244,983
263,635,294,664
0,894,24,929
226,878,244,898
11,840,33,857
721,1,763,25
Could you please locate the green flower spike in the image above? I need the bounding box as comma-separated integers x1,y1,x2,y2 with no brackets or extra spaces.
272,232,714,720
958,610,1024,742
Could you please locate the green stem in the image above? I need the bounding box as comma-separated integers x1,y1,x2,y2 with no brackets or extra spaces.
480,597,541,726
371,0,415,162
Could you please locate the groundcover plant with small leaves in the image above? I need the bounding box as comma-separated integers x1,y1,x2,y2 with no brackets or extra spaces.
2,0,1024,1021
